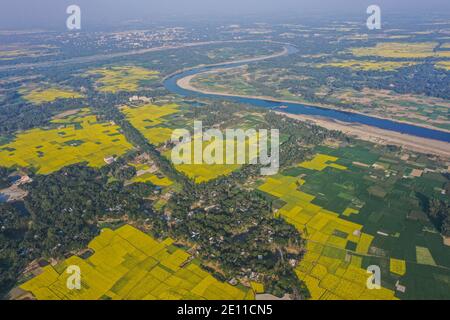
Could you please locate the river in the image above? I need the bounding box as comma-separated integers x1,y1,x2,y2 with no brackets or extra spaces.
164,45,450,143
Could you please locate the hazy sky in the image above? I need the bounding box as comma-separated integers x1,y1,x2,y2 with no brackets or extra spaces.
1,0,449,29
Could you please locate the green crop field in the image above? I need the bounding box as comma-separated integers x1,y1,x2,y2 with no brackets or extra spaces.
259,145,450,300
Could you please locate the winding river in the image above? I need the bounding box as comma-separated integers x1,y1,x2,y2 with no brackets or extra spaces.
164,45,450,143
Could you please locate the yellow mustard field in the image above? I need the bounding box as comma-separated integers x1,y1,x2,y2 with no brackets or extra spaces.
21,87,83,104
298,154,347,171
121,103,180,146
166,132,259,184
173,162,241,184
122,103,256,184
350,42,449,59
390,259,406,276
87,66,159,93
436,61,450,70
0,109,132,174
21,225,253,300
315,60,418,71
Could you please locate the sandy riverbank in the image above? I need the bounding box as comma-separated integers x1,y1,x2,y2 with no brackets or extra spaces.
165,46,289,81
277,112,450,159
